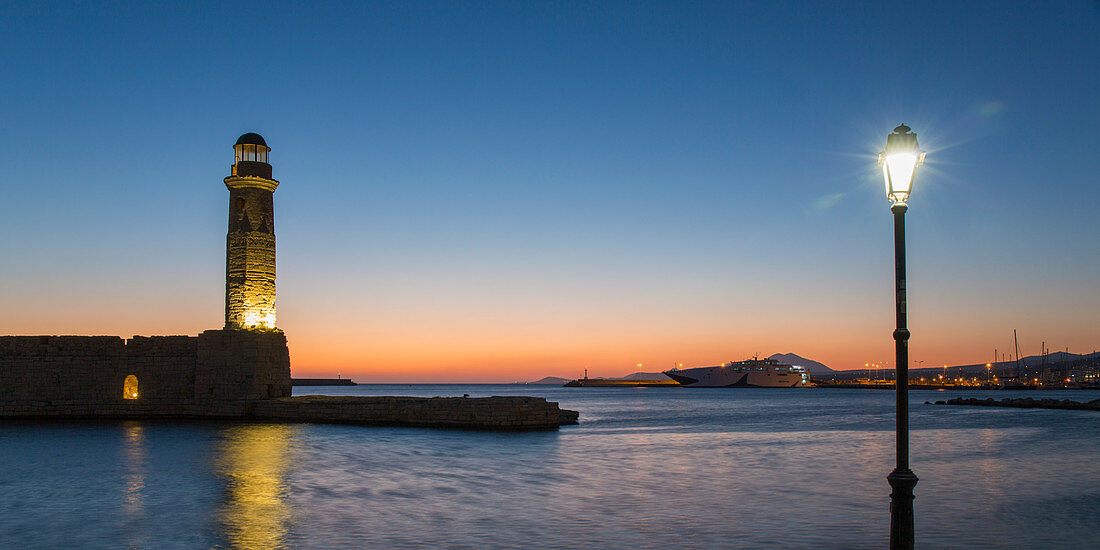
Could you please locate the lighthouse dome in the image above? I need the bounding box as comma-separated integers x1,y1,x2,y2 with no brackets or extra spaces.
235,132,268,147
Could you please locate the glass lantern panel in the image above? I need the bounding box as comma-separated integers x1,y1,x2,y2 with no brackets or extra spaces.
885,152,918,201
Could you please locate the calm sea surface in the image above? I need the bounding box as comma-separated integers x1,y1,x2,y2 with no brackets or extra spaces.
2,385,1099,549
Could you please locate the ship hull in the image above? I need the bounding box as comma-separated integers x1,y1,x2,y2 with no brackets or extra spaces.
663,361,808,388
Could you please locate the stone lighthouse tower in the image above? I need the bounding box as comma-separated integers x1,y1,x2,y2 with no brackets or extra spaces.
224,132,278,330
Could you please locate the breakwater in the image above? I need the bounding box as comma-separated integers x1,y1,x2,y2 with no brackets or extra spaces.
935,396,1100,411
256,396,578,429
292,378,357,386
563,378,680,387
0,395,579,430
815,380,995,390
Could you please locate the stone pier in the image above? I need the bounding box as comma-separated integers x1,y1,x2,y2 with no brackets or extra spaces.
0,394,578,430
253,395,578,429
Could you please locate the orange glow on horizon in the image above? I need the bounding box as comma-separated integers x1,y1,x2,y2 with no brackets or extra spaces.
5,264,1097,383
6,304,1094,383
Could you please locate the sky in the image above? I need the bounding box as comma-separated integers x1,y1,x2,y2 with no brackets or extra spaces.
1,1,1097,382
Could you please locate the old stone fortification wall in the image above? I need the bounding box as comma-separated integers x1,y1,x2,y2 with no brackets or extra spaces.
0,330,290,414
0,333,577,429
196,329,291,399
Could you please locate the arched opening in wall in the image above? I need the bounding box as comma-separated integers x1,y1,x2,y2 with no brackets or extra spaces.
123,375,139,399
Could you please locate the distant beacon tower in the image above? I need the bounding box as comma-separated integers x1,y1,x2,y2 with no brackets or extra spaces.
224,132,279,330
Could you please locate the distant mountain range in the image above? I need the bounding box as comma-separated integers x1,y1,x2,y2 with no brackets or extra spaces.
527,376,571,385
528,351,1096,383
957,351,1095,369
915,351,1099,375
820,351,1098,379
767,353,835,374
527,353,836,383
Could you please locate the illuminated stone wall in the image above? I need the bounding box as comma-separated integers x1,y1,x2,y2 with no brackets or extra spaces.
224,178,278,330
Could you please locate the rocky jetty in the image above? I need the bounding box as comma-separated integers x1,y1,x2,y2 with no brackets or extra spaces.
933,397,1100,411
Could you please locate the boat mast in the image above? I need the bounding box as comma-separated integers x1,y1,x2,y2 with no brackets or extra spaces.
1014,329,1021,379
1041,341,1047,384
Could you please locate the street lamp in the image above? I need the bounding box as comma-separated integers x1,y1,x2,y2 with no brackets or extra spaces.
879,123,924,550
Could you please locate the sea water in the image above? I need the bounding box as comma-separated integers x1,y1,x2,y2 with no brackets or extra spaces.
2,386,1099,549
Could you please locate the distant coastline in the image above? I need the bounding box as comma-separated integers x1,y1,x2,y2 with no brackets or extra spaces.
292,378,357,386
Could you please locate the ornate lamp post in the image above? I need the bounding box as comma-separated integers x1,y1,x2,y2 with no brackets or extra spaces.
879,123,925,550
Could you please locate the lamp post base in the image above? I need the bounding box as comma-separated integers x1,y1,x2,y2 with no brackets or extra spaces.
888,468,919,550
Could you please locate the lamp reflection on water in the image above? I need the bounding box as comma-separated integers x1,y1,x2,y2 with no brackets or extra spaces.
216,424,298,549
122,422,146,513
120,421,148,549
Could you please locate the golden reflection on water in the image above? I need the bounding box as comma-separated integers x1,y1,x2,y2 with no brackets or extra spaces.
121,422,146,514
120,421,148,549
216,424,298,550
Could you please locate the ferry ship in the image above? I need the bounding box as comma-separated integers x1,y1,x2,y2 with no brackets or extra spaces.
663,358,810,388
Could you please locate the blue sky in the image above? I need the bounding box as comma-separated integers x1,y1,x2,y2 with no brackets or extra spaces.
1,1,1097,379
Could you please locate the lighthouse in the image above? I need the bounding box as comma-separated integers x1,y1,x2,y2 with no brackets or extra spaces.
224,132,279,330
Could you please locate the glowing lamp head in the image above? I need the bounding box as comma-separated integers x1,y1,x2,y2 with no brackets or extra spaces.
878,124,925,205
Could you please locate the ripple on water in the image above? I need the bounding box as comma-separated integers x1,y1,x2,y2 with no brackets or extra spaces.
2,387,1100,548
